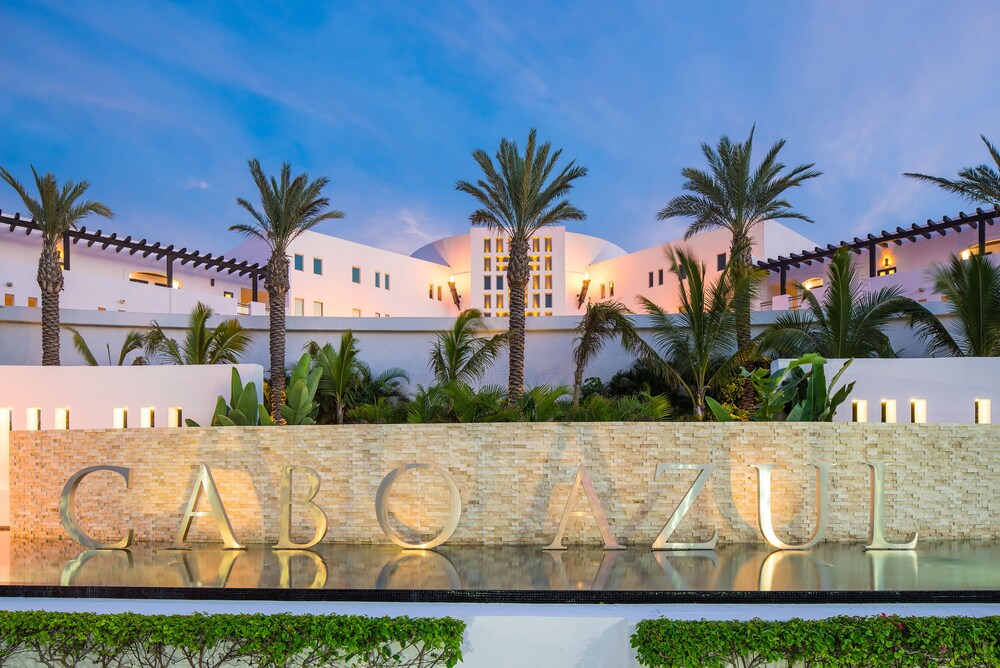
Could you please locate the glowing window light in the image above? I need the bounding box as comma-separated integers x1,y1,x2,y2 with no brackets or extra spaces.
140,407,155,429
25,408,41,431
167,407,183,428
113,408,128,429
0,407,11,431
910,399,927,424
880,400,897,424
976,399,991,424
961,249,972,261
54,407,70,430
852,400,868,423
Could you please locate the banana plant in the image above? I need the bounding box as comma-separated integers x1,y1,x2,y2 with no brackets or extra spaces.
280,353,321,425
186,367,274,427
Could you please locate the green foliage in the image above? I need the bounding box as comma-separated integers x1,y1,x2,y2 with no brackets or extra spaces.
564,392,672,422
0,611,465,667
632,615,1000,668
280,352,321,425
572,300,641,405
65,326,147,366
580,377,606,401
348,397,409,424
187,367,274,427
429,309,507,385
145,302,250,365
905,134,1000,209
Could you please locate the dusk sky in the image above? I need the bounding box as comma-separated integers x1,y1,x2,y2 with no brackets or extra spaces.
2,1,999,257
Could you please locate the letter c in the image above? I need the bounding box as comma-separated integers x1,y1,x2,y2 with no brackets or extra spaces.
59,465,133,549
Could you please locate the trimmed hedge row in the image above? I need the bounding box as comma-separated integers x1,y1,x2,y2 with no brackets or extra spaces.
0,611,465,667
632,615,1000,667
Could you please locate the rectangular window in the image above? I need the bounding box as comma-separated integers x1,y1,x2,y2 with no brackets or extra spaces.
532,275,540,290
852,400,868,423
544,237,552,252
4,294,13,307
600,283,606,299
313,258,323,275
352,267,361,283
649,271,654,288
497,293,504,309
910,399,927,424
375,312,381,317
484,294,492,309
375,272,381,288
496,238,504,253
881,399,897,424
609,281,615,297
717,253,726,271
429,284,434,299
384,313,390,317
532,294,540,308
484,257,491,271
437,286,442,301
484,276,492,290
532,238,540,252
223,291,234,299
352,308,362,317
294,298,304,316
313,301,324,316
544,256,552,271
545,274,552,289
27,296,37,307
678,265,687,281
484,239,492,253
544,293,552,308
497,275,504,291
385,274,390,290
658,269,664,286
293,254,304,271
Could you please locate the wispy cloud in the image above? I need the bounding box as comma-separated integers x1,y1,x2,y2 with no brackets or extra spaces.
184,177,209,190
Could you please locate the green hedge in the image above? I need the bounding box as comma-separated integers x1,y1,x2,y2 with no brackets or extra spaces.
0,611,465,667
632,615,1000,667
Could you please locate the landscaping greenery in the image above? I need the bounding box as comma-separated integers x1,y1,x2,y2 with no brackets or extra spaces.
632,615,1000,668
145,301,251,365
0,611,465,667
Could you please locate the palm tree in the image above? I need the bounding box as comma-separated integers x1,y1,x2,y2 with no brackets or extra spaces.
231,159,343,422
571,300,641,406
636,248,761,420
65,327,147,366
429,309,508,385
144,302,250,365
904,135,1000,207
908,253,1000,357
456,129,588,404
0,166,113,365
310,331,362,425
657,128,821,408
757,247,933,358
355,361,410,404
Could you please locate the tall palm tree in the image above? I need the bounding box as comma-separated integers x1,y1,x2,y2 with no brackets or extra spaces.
636,248,761,420
571,300,641,406
909,253,1000,357
0,166,113,365
904,135,1000,207
310,331,362,425
657,128,821,408
65,327,147,366
757,248,933,358
231,159,343,422
144,302,250,365
456,129,588,404
429,309,508,385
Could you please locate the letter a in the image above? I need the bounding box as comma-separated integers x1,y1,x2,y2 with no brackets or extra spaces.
752,463,828,550
543,464,624,551
172,465,244,550
864,462,917,550
652,464,717,550
274,466,328,549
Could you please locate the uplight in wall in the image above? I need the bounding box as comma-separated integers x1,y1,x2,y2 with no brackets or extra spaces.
0,407,11,431
113,407,128,429
852,400,868,423
168,407,183,428
961,249,972,261
25,407,41,431
54,407,70,430
910,399,927,424
140,407,155,429
976,399,991,424
880,400,897,424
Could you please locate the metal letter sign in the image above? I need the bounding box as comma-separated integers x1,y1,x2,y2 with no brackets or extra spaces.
865,462,918,550
544,464,625,550
275,466,328,549
59,466,133,549
651,463,717,550
172,465,244,550
375,463,462,550
752,463,829,550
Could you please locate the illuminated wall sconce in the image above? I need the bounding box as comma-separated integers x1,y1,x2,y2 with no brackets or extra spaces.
113,407,128,429
852,399,868,423
975,399,991,424
910,399,927,424
140,407,155,429
54,407,70,430
167,406,183,428
0,407,11,431
577,272,591,309
447,276,461,310
961,249,972,261
25,407,41,431
880,399,897,424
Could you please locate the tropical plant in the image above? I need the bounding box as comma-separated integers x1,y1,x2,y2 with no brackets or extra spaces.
657,127,821,408
231,159,343,422
519,384,572,422
281,353,321,425
456,129,588,405
65,327,147,366
636,247,761,420
310,332,362,425
904,134,1000,208
406,384,450,424
0,166,114,365
441,382,513,423
908,253,1000,356
144,302,250,365
347,397,408,424
571,300,640,406
188,367,274,427
429,309,507,385
757,247,932,358
355,362,410,405
564,391,672,422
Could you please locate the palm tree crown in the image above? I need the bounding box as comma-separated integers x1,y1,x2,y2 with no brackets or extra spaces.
0,166,113,365
905,135,1000,207
571,300,640,406
456,129,587,404
429,309,507,385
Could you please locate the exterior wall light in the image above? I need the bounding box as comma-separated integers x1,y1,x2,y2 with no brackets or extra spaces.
961,249,972,261
910,399,927,424
577,272,591,309
976,399,991,424
25,407,41,431
54,407,70,430
113,407,128,429
880,399,897,424
0,407,11,431
852,400,868,423
447,276,461,310
168,407,183,428
140,407,155,429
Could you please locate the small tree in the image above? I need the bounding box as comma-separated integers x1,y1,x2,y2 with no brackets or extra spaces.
571,301,640,406
429,309,507,385
144,302,250,365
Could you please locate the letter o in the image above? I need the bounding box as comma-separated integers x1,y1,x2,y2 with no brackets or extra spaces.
375,463,462,550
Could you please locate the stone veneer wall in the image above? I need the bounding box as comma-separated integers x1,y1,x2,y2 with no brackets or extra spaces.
10,423,998,546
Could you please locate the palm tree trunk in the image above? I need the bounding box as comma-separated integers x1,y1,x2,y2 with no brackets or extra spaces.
572,363,585,407
37,241,64,366
733,241,756,413
336,402,344,425
507,237,529,406
266,252,290,425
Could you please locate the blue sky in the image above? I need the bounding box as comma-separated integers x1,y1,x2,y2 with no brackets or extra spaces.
1,1,999,257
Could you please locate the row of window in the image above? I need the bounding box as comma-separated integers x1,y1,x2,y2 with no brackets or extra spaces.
481,293,556,309
483,236,554,253
291,300,390,317
483,274,557,291
645,254,724,288
483,256,553,272
428,284,443,301
482,311,553,318
293,254,324,275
